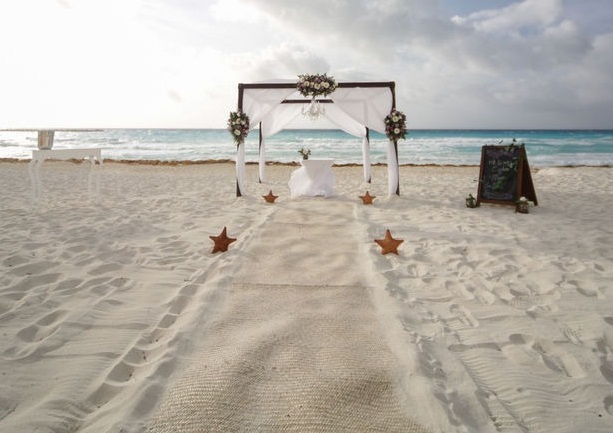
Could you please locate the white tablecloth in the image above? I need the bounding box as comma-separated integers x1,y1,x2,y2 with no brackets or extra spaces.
288,159,335,198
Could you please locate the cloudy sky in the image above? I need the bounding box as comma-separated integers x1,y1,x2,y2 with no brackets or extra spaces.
1,0,612,129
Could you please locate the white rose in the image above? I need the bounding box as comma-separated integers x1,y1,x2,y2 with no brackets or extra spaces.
394,128,400,134
234,129,241,136
323,82,329,88
392,116,399,122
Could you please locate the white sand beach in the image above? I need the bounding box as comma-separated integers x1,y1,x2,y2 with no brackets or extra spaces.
1,160,612,432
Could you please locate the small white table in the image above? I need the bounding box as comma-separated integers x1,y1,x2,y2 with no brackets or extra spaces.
288,159,335,198
29,148,103,200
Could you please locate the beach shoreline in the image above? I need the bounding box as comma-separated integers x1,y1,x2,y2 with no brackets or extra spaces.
4,157,612,170
1,161,612,432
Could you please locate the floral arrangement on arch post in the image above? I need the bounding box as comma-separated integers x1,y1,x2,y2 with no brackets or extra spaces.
297,73,337,98
384,109,407,141
227,111,250,145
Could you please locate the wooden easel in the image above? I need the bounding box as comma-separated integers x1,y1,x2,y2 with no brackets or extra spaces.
476,143,538,207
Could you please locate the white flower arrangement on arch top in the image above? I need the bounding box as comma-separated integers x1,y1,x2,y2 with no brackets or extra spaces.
227,111,250,146
384,109,408,141
297,73,337,98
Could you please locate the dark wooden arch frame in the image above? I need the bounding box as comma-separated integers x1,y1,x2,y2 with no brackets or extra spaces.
235,81,399,197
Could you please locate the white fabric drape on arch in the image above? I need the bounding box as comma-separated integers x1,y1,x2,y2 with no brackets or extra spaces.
386,140,399,195
328,87,391,134
328,87,397,193
243,86,297,127
235,141,246,196
321,104,370,182
257,103,371,184
257,103,303,182
237,86,296,190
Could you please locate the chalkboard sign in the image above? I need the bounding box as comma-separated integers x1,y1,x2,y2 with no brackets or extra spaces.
476,143,537,207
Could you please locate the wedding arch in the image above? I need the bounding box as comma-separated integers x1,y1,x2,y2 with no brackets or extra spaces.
231,78,404,197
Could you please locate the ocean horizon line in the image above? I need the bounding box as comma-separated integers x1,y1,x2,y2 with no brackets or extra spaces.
2,127,613,132
3,157,612,169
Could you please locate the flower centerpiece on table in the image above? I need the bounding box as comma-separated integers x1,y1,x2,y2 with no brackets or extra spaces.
227,111,250,145
384,109,407,141
297,73,337,98
298,148,311,160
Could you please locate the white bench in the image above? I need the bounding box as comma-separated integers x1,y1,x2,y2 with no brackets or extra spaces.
29,148,103,201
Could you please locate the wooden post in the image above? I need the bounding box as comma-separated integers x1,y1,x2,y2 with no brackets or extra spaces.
237,83,244,112
236,144,242,197
366,127,371,183
258,125,263,183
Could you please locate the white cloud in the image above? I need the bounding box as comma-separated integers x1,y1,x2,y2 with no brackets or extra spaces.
0,0,611,128
454,0,563,33
566,33,613,105
210,0,264,23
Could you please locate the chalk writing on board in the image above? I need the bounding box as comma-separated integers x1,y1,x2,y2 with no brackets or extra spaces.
476,139,537,208
480,145,521,202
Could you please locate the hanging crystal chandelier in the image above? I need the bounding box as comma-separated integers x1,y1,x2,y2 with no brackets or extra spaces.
302,98,325,121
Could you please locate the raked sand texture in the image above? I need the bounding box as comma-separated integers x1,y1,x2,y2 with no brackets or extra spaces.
1,161,612,432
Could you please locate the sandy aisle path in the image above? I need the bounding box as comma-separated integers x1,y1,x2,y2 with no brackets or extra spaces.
148,198,430,432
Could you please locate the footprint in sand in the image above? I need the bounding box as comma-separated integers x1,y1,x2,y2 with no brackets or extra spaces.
3,309,70,360
7,260,57,277
605,396,613,415
15,309,69,343
445,281,475,301
86,286,187,411
503,334,541,366
560,317,605,346
598,328,613,383
601,361,613,384
3,254,31,268
0,395,18,421
560,323,585,344
168,295,190,315
532,339,585,378
106,360,136,384
506,334,585,378
54,278,85,296
466,285,496,305
449,303,479,329
567,279,605,299
88,262,123,276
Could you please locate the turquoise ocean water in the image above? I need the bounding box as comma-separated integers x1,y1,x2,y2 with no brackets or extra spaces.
1,129,612,167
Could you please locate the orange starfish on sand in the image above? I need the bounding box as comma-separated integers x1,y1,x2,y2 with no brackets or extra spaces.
359,191,376,205
375,229,404,255
263,190,278,203
210,227,237,253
